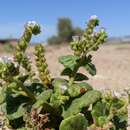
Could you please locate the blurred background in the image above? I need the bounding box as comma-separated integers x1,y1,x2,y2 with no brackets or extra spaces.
0,0,130,91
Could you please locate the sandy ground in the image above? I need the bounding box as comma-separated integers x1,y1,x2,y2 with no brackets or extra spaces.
0,43,130,91
44,43,130,91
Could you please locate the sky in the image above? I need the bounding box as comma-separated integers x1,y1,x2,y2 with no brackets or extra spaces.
0,0,130,42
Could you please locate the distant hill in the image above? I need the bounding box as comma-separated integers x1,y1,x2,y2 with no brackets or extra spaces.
106,36,130,44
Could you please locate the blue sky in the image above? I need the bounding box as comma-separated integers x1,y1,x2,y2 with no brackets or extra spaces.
0,0,130,42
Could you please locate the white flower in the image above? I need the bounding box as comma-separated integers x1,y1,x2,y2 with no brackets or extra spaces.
0,56,13,64
81,36,86,41
72,36,80,41
26,21,39,28
14,63,19,68
112,91,121,98
90,15,98,20
91,32,97,37
0,57,3,62
27,54,31,60
60,85,68,94
28,21,37,25
0,56,19,68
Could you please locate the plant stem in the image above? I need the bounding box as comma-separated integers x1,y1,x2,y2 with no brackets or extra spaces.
15,80,36,101
69,54,86,86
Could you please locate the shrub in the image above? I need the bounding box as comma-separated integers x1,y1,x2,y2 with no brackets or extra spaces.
48,18,83,45
57,18,73,42
0,16,129,130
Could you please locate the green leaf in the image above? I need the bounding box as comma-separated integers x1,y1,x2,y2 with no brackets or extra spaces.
7,103,25,120
61,68,72,76
52,78,69,94
27,82,45,96
17,75,29,82
74,73,88,81
84,62,96,76
68,82,92,98
91,101,108,118
9,117,25,129
113,115,127,129
63,90,101,118
4,95,30,120
97,116,108,127
78,82,93,90
59,55,80,70
0,87,6,104
91,101,110,126
59,113,88,130
32,89,53,109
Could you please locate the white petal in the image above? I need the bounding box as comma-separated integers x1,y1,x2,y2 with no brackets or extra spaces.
60,85,68,93
90,15,98,20
113,91,121,98
72,36,80,41
26,21,38,28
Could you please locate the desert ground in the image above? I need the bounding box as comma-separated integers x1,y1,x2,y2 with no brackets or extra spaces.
0,43,130,92
44,43,130,92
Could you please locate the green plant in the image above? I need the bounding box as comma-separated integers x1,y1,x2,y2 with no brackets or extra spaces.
0,16,129,130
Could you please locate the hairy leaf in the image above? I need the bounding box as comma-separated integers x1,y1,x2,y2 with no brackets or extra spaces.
4,95,30,120
61,68,72,76
78,82,93,90
59,55,79,70
83,62,96,76
74,73,88,81
0,87,6,104
59,113,88,130
63,90,101,118
7,103,25,120
68,83,92,98
32,89,53,109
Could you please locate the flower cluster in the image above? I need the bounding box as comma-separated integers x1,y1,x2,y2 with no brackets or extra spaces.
0,56,14,64
15,21,41,74
70,15,107,56
0,56,19,82
34,44,51,86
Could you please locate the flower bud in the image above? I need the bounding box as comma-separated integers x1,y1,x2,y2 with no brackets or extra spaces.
26,21,41,35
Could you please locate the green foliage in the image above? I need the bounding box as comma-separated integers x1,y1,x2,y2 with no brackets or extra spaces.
62,90,101,118
33,89,53,109
59,113,88,130
0,17,129,130
59,55,80,70
67,82,92,98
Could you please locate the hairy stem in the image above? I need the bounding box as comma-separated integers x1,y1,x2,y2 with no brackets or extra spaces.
69,54,86,85
15,80,36,101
